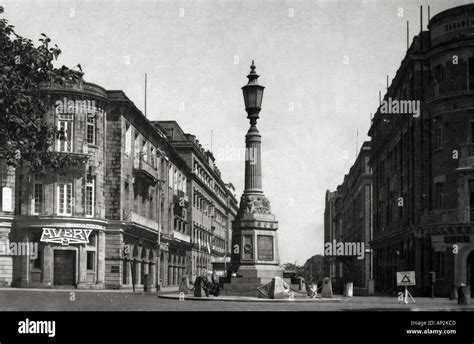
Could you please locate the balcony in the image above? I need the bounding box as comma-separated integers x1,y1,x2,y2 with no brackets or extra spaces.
420,209,474,226
129,212,159,231
457,143,474,172
173,230,191,243
133,156,158,185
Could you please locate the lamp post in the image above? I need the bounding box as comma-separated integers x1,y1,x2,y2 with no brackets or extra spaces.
242,61,265,194
227,61,282,293
242,61,265,125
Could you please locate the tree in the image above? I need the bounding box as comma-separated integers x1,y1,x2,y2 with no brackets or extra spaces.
0,6,87,174
303,254,325,282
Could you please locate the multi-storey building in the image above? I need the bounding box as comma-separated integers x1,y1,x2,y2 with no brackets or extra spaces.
10,80,109,288
151,122,191,288
0,75,238,290
105,90,192,290
324,142,373,295
155,121,238,280
369,3,474,297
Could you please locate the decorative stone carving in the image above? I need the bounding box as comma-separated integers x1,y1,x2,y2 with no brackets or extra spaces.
239,194,272,215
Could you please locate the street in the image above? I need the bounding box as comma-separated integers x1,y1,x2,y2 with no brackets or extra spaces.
0,289,473,311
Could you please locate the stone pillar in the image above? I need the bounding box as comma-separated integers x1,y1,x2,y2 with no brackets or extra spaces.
174,267,178,285
78,246,87,288
97,231,105,287
244,125,262,192
126,260,132,286
150,263,156,287
135,261,141,285
20,236,29,286
42,245,53,286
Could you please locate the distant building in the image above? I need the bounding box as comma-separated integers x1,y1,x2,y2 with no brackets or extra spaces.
155,121,238,280
324,142,373,295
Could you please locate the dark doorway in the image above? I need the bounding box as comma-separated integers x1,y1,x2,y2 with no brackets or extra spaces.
467,251,474,295
53,250,76,286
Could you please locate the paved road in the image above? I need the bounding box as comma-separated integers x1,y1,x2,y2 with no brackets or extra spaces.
0,288,473,311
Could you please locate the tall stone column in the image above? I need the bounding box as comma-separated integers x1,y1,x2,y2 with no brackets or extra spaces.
245,126,263,193
228,62,282,295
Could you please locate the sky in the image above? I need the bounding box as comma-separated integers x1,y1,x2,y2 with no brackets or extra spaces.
2,0,472,265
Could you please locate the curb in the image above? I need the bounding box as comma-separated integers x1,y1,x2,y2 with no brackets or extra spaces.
157,293,349,303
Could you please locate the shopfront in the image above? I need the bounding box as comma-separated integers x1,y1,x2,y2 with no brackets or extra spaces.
11,218,106,289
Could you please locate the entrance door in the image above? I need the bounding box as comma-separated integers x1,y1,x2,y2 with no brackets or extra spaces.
54,250,76,286
467,251,474,295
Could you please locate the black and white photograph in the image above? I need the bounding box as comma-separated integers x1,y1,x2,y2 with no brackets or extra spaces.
1,0,474,341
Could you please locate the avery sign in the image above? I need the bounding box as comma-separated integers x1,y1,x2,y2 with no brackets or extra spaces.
41,228,92,246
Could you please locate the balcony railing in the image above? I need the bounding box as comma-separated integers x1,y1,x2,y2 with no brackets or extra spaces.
420,209,474,225
129,212,159,231
133,156,158,184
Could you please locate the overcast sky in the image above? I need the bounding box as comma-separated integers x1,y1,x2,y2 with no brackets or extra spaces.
3,0,472,265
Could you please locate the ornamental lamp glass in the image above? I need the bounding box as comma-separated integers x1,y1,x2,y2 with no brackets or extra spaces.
242,61,265,118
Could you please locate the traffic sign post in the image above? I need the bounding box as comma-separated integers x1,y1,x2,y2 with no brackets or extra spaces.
396,271,416,304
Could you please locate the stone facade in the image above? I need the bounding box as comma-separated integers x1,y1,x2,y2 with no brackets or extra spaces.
324,142,374,296
0,79,238,290
1,80,109,288
155,121,238,281
369,4,474,297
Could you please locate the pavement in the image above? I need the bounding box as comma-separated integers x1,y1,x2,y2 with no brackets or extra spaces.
0,288,474,311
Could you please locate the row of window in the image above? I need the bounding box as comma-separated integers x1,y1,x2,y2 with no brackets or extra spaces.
32,177,95,217
192,189,214,216
193,158,228,205
57,114,98,153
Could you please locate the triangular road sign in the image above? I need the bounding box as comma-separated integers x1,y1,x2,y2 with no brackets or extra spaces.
401,274,411,283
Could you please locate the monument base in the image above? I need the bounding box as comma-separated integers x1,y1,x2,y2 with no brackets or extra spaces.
221,265,283,297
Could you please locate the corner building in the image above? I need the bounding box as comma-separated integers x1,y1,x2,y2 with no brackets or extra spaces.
370,4,474,296
12,81,108,288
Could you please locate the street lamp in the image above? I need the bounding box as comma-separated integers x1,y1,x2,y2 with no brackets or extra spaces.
242,60,265,124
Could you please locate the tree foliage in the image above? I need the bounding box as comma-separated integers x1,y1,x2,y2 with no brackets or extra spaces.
0,6,87,174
